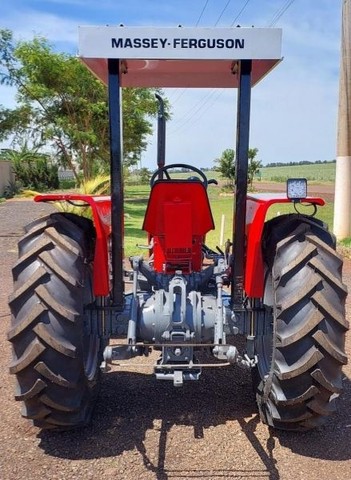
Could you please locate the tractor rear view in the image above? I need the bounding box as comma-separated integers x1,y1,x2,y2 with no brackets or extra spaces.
8,26,348,431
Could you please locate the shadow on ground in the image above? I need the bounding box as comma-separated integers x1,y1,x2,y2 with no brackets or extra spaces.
38,364,351,480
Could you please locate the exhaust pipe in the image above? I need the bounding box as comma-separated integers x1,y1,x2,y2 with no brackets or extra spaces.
155,93,166,179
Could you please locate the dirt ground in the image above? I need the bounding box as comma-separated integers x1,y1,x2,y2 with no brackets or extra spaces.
0,198,350,480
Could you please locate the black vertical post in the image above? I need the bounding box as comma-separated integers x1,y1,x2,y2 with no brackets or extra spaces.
108,58,124,307
155,93,166,178
231,60,252,308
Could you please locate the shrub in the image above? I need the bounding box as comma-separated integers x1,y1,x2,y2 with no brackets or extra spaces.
11,154,59,191
3,180,22,199
59,178,77,190
4,148,59,192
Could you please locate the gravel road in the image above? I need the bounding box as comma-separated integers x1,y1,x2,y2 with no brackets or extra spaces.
0,199,350,480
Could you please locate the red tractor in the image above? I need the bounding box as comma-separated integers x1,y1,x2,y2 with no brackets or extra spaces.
8,26,348,431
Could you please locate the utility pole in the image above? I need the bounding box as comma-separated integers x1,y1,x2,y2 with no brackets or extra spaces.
334,0,351,239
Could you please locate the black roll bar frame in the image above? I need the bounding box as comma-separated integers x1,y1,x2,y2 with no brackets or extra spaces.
107,58,252,308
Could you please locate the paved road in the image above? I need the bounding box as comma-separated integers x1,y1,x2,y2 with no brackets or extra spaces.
0,199,350,480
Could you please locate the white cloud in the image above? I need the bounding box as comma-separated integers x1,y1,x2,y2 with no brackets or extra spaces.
2,10,81,50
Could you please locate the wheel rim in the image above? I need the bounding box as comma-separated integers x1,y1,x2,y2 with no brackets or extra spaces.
83,270,100,381
256,331,273,379
83,335,100,380
256,271,274,379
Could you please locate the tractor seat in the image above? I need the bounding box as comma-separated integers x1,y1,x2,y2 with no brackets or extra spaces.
143,180,215,273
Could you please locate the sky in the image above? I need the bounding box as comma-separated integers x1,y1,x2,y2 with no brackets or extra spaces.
0,0,342,169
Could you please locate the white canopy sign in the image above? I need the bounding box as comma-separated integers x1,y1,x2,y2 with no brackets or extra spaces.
79,26,282,60
78,26,282,88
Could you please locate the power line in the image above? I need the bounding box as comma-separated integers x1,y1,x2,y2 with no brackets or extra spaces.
169,0,252,135
230,0,252,26
168,89,220,134
269,0,296,27
214,0,232,26
168,90,225,136
196,0,210,26
168,1,211,102
168,0,296,139
168,88,186,105
187,90,231,129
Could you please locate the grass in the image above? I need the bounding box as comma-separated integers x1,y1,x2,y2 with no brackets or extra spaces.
205,194,234,247
259,163,336,183
339,237,351,248
124,184,152,255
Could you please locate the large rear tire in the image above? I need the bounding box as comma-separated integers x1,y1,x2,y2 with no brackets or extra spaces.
253,215,349,430
8,213,103,430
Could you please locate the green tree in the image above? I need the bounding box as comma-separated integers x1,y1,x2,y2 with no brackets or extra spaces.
214,147,262,190
214,148,235,188
248,147,262,190
138,167,152,184
0,29,169,181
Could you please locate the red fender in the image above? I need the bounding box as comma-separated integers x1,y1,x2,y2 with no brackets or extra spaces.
35,194,112,296
35,192,325,299
245,193,325,298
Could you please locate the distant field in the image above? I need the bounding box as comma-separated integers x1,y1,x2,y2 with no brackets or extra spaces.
131,163,336,185
259,163,335,183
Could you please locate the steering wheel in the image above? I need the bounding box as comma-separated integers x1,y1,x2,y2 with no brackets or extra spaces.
150,163,208,188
